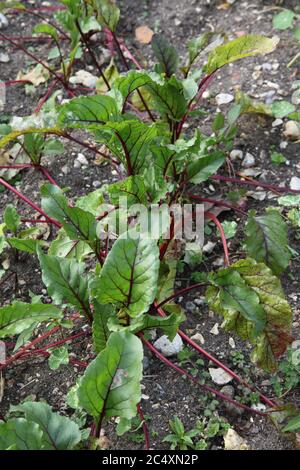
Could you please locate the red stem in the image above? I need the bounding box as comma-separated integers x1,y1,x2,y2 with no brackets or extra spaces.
154,303,276,409
0,164,32,170
205,211,230,266
188,194,247,215
34,80,58,113
177,73,214,138
139,334,268,416
3,80,32,86
0,177,61,228
137,404,150,450
211,174,300,195
0,325,61,370
37,165,59,186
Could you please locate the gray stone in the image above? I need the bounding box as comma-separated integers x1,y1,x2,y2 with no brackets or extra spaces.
290,176,300,191
220,385,244,416
0,13,8,29
284,121,300,141
242,152,255,168
0,52,10,63
153,334,183,357
209,367,233,385
215,93,234,106
230,149,243,161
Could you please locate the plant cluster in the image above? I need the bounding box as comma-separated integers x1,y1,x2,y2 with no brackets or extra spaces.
0,0,299,449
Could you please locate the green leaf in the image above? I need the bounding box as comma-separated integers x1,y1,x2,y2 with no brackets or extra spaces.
92,302,115,353
92,230,160,317
206,258,292,371
93,0,120,32
152,34,179,77
41,184,99,253
4,204,20,233
294,27,300,41
48,346,69,370
245,209,291,274
59,95,119,128
0,301,62,338
187,151,225,183
187,33,215,67
33,23,59,42
96,59,119,94
7,237,41,254
205,35,279,74
282,415,300,432
108,312,184,341
37,248,92,319
273,10,295,30
270,151,286,165
49,229,92,261
78,331,143,420
146,79,187,121
0,418,43,450
221,220,238,239
43,139,65,155
272,100,296,118
108,175,148,206
11,402,81,450
278,195,300,207
94,120,157,174
208,268,266,335
113,70,152,105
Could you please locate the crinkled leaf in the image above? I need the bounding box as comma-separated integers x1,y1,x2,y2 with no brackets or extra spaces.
245,209,291,274
0,301,62,338
78,331,143,420
37,248,92,318
94,120,157,174
146,79,187,121
152,34,179,77
206,258,292,371
108,175,148,206
205,35,279,74
11,402,81,450
59,95,119,128
92,230,160,317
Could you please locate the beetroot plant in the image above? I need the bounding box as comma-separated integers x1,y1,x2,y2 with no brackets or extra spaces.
0,0,299,450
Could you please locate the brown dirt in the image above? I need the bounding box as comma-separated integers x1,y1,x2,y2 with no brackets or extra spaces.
0,0,299,451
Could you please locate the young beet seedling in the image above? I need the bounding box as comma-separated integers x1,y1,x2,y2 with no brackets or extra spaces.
0,0,299,450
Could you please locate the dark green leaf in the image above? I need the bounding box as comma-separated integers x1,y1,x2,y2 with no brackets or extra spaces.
59,95,119,128
245,209,291,274
0,418,43,450
92,302,115,353
37,248,92,319
152,34,179,77
92,230,160,317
